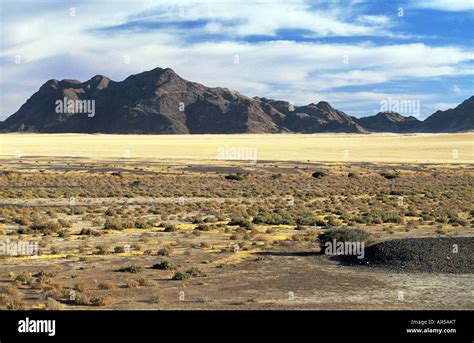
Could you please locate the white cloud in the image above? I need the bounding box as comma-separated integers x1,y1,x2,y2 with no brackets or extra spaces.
412,0,474,12
122,0,394,38
429,102,459,111
358,15,391,25
0,0,472,120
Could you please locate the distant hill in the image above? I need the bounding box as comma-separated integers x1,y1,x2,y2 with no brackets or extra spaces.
356,111,421,133
356,96,474,133
0,67,472,134
420,96,474,133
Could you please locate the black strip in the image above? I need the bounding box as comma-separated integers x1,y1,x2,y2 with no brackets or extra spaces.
0,310,472,339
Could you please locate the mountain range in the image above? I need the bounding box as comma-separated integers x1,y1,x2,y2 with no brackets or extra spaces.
1,67,472,134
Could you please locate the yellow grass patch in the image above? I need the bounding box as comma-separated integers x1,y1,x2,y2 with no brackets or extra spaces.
3,253,71,261
267,232,295,241
177,223,196,230
212,249,258,265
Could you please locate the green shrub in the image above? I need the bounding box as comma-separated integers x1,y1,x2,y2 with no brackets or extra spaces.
172,271,190,280
185,267,205,277
380,172,399,179
157,246,173,256
94,244,110,255
58,219,72,228
134,220,154,229
104,219,134,230
44,298,63,310
312,171,327,178
79,228,101,236
172,267,205,280
118,265,143,273
228,218,253,229
225,174,243,181
318,228,372,246
97,281,114,290
252,215,266,224
114,246,126,253
163,223,177,232
89,296,108,306
363,213,383,224
29,220,61,234
192,217,204,224
382,212,403,224
151,260,176,270
195,224,218,231
295,214,324,226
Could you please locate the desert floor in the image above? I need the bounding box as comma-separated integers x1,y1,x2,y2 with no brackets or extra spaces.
0,133,472,310
0,132,472,163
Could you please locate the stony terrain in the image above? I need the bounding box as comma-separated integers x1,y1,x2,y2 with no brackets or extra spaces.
337,237,474,273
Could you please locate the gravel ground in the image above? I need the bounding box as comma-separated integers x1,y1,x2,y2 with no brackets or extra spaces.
336,237,474,273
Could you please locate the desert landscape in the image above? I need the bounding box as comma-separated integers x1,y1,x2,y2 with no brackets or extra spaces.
2,1,474,339
0,133,472,310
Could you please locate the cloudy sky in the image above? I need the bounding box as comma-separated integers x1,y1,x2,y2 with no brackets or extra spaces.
0,0,473,120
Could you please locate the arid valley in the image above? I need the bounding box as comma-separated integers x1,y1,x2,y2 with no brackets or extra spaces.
0,133,472,310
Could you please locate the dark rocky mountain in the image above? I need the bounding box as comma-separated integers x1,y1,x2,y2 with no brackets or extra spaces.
0,67,472,134
356,97,473,133
420,96,474,133
356,111,421,133
257,98,367,133
0,67,364,134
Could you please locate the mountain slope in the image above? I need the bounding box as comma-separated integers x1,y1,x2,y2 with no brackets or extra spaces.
420,96,474,133
0,68,366,134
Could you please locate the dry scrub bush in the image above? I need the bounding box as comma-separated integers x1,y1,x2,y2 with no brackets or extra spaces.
97,281,115,290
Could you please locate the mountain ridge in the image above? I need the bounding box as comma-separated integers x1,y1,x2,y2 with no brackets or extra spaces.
1,68,472,134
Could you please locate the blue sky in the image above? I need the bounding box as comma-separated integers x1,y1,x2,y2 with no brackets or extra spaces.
0,0,473,120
